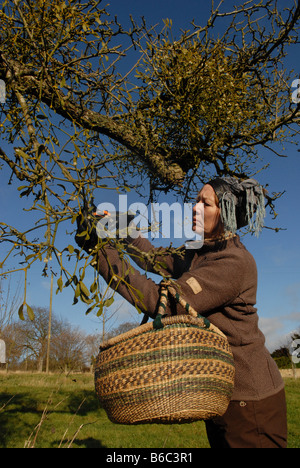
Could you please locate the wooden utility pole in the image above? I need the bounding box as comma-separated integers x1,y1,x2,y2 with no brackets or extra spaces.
46,272,53,374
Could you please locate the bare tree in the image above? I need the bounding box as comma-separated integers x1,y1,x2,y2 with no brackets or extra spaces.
84,333,101,369
2,306,93,371
51,322,88,372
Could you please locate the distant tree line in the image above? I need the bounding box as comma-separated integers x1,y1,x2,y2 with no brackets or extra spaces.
0,306,138,372
271,330,300,370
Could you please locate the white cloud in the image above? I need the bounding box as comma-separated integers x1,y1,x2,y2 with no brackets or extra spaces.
259,312,300,352
259,317,284,352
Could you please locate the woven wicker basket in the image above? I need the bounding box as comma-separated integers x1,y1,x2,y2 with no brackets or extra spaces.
94,309,235,425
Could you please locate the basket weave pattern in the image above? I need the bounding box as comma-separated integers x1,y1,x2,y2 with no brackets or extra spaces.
95,315,235,425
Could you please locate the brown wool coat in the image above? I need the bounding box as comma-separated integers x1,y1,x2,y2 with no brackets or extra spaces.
96,234,284,401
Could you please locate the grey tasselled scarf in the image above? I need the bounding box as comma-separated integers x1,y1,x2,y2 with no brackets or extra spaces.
209,177,266,237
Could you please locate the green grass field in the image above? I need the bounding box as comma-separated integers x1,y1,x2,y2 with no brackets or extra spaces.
0,372,299,448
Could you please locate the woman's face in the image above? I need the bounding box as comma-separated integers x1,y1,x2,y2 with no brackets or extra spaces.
192,184,224,238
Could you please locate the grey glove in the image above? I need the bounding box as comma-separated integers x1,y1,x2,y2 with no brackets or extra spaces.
96,210,136,240
75,204,136,252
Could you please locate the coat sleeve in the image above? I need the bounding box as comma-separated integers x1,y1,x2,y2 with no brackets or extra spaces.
124,234,186,279
95,243,246,319
95,244,162,318
168,252,245,315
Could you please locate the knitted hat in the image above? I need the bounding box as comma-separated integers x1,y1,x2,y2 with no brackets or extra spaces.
208,177,266,236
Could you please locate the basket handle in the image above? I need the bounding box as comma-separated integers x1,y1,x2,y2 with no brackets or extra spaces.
154,281,211,330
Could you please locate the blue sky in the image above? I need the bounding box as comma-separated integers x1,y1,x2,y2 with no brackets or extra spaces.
0,0,299,351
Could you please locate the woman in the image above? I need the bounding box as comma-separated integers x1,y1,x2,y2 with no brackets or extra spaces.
76,177,287,448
